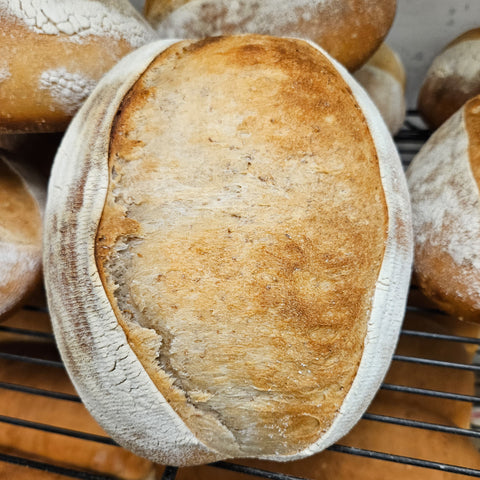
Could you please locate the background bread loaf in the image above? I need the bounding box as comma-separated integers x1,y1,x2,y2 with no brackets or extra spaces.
0,152,44,321
354,43,406,135
0,0,156,133
144,0,397,71
408,94,480,322
418,28,480,130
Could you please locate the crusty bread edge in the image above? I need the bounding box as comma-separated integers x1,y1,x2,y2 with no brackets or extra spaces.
43,39,224,466
44,36,413,466
262,39,413,462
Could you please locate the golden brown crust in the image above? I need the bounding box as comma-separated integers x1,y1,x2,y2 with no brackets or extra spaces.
466,96,480,185
0,9,153,133
96,35,388,456
144,0,396,71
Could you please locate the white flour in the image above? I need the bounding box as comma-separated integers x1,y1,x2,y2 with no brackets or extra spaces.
426,39,480,86
0,67,10,83
38,68,96,115
408,108,480,271
152,0,337,38
0,0,155,46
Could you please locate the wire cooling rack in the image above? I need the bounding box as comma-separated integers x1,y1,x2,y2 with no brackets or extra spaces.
2,113,480,479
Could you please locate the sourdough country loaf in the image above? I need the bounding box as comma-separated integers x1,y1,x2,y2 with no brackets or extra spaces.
0,0,156,133
144,0,397,71
418,28,480,130
408,95,480,322
0,152,44,321
44,35,413,466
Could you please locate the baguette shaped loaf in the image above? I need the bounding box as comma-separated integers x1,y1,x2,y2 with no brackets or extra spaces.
44,35,412,466
144,0,396,71
0,153,44,321
0,0,157,133
408,95,480,321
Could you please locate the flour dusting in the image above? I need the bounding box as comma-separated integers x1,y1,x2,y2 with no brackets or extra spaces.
0,66,10,83
152,0,336,38
0,0,156,46
427,39,480,86
408,108,480,271
38,68,96,115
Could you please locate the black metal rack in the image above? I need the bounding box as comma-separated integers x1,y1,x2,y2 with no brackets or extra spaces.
2,114,480,479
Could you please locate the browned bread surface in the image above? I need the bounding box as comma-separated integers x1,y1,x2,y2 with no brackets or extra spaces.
143,0,397,71
0,0,156,133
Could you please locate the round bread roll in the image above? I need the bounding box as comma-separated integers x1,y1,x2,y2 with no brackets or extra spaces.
354,43,406,135
0,0,157,133
418,28,480,131
0,152,44,321
44,34,412,466
408,94,480,322
143,0,397,71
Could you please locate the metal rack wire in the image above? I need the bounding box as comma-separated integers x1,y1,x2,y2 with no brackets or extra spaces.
2,113,480,479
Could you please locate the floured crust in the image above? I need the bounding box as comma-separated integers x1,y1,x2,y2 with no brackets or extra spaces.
0,155,43,320
97,35,388,458
354,43,406,135
0,1,156,133
408,95,480,321
418,28,480,130
44,35,412,466
143,0,396,71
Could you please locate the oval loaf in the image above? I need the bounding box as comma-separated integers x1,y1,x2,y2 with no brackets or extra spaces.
44,35,413,466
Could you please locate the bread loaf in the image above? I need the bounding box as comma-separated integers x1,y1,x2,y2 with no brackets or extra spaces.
418,28,480,130
144,0,397,71
44,34,412,466
408,94,480,322
0,0,157,133
354,43,406,135
0,152,44,321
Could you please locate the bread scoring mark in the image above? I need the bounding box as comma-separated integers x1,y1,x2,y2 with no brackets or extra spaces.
97,35,387,456
0,0,155,46
37,68,96,116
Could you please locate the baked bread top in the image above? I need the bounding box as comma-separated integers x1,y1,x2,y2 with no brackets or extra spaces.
144,0,397,71
44,35,412,466
0,0,156,133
